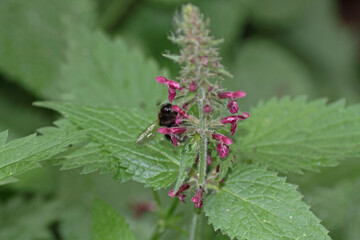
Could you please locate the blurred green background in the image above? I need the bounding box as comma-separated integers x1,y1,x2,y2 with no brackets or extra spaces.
0,0,359,239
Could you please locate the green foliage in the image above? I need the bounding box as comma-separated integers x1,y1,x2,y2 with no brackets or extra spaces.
218,156,232,181
119,0,248,70
289,157,360,239
0,123,87,182
281,0,359,102
195,0,248,56
35,119,122,176
55,25,167,110
92,198,135,240
0,91,50,140
55,141,118,175
307,178,359,232
227,38,314,108
173,139,197,192
238,97,360,173
204,164,330,240
0,197,61,240
0,0,95,97
248,0,310,28
36,102,180,189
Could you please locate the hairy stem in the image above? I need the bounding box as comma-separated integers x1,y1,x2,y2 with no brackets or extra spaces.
189,210,200,240
149,198,180,240
153,190,162,209
166,197,179,218
197,86,208,186
149,224,163,240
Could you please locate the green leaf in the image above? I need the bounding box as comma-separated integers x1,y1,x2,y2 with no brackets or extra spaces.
0,122,87,182
36,102,180,189
218,156,232,180
54,25,167,110
0,197,61,240
38,119,129,179
92,198,135,240
227,38,314,108
56,142,118,175
193,0,249,55
174,139,197,193
0,0,95,97
305,178,360,233
204,164,330,240
238,97,360,173
0,176,18,185
119,0,248,71
0,90,50,140
0,130,8,146
248,0,310,28
289,157,360,238
281,0,360,102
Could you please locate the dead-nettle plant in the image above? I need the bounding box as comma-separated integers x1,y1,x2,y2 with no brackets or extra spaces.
4,3,360,240
152,5,249,209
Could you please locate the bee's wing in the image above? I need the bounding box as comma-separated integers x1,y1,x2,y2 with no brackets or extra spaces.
136,120,159,145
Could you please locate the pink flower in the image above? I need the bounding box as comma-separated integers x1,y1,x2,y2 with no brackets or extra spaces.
208,86,213,92
189,82,197,92
218,91,246,113
158,127,187,146
132,202,157,218
212,133,233,158
204,105,211,113
206,153,212,165
199,56,208,66
227,100,239,114
191,188,204,208
168,183,190,203
172,105,190,124
156,76,184,102
221,112,250,135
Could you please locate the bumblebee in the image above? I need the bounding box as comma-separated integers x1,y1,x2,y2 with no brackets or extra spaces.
136,103,178,145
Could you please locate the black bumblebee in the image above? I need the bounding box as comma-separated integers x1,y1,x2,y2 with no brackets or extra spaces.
136,103,178,145
158,103,177,127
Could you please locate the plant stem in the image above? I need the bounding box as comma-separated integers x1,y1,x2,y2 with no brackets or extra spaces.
166,197,179,218
149,198,180,240
153,190,162,209
149,224,163,240
189,211,200,240
198,86,208,186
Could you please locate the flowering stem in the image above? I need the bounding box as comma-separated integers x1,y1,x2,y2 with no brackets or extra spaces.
149,198,180,240
198,86,208,186
153,190,162,209
166,196,180,217
149,225,163,240
189,210,200,240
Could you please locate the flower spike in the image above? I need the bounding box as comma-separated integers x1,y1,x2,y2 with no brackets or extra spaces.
151,5,250,208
